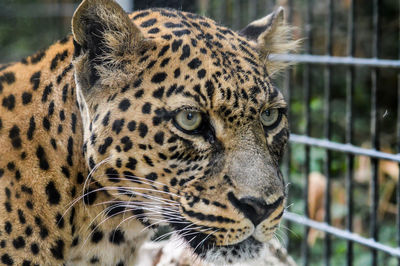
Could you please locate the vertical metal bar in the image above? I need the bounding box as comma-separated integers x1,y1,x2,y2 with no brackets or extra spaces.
232,0,241,30
248,0,257,21
397,2,400,266
323,0,333,265
302,0,313,265
208,0,215,19
371,0,380,265
345,0,355,265
219,0,227,25
283,0,294,250
265,0,274,12
214,0,227,24
370,74,380,266
271,0,277,10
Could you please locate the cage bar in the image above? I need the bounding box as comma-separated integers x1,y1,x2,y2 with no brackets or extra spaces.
290,135,400,162
301,0,313,265
220,0,227,24
397,3,400,265
323,0,333,265
283,0,294,251
232,0,241,30
248,0,257,22
371,0,380,265
270,54,400,68
345,0,355,265
284,212,400,257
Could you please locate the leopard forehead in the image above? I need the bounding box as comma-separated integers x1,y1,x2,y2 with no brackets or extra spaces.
77,8,286,130
134,9,282,107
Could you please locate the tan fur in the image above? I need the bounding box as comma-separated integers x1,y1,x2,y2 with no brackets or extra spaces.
248,7,300,75
0,1,297,264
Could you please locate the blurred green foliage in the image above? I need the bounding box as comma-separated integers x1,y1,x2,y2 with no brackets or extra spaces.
0,0,79,63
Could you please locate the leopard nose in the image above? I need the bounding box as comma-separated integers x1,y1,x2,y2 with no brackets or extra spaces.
228,192,283,226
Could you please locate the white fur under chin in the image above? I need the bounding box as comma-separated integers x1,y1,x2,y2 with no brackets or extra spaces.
202,243,267,265
136,236,296,266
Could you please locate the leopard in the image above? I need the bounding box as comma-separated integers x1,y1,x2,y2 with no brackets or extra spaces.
0,0,298,265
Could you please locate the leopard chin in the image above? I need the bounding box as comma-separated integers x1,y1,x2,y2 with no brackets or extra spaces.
186,233,266,265
201,237,266,265
169,218,270,265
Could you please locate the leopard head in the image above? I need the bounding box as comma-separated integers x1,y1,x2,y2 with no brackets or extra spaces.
71,0,297,263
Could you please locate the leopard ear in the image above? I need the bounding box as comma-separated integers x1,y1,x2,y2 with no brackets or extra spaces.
239,7,299,75
71,0,143,87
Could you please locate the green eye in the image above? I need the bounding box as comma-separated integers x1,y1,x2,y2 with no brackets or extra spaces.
175,110,202,131
260,109,280,127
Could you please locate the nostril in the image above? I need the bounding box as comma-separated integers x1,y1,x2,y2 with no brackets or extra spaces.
227,192,283,226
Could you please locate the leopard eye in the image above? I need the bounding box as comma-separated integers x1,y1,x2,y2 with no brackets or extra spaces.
260,109,280,127
175,110,202,132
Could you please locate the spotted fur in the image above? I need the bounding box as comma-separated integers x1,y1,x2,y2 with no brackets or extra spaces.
0,0,297,265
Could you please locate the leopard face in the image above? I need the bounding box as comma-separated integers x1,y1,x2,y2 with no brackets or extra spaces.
71,0,297,264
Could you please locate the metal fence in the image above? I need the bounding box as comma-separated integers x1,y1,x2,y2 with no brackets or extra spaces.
134,1,400,265
130,1,400,264
279,0,400,265
1,0,400,265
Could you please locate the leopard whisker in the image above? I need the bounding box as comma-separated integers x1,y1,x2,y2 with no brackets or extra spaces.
104,183,181,198
222,226,230,246
94,199,180,211
275,228,288,245
284,203,294,211
83,207,179,247
87,186,179,205
104,188,178,204
108,210,194,236
177,223,213,239
152,225,205,242
278,223,299,238
88,182,180,202
89,201,183,225
99,202,183,222
60,161,112,224
273,233,285,247
86,188,180,206
93,173,181,194
186,234,200,249
193,228,220,254
83,156,113,199
116,173,182,193
110,203,183,220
